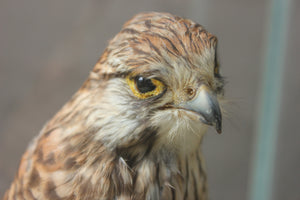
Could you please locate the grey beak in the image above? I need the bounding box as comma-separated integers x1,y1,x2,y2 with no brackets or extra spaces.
180,85,222,133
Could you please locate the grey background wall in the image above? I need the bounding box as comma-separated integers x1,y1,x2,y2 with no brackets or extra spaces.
0,0,299,199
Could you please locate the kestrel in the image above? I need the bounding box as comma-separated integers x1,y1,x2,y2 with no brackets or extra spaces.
3,12,225,200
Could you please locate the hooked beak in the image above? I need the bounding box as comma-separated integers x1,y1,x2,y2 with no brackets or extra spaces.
180,85,222,134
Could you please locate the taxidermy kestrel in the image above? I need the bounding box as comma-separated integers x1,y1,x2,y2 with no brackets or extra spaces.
3,12,225,200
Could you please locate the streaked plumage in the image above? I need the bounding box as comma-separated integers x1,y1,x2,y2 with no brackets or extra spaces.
3,12,225,200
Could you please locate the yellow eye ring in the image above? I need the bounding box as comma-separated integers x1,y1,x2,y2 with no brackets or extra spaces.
126,75,165,99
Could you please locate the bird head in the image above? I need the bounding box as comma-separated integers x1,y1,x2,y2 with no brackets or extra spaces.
79,12,225,156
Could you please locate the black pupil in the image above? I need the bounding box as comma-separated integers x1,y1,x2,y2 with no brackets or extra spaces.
135,76,156,93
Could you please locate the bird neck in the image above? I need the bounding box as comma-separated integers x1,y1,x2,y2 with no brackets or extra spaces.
42,92,209,199
123,146,208,199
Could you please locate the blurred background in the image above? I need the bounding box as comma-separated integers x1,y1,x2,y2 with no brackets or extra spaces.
0,0,299,199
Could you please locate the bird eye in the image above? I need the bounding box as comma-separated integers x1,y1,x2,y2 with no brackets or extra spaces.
126,75,165,99
135,76,156,93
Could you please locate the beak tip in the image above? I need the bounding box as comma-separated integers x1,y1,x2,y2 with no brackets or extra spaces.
216,128,222,134
199,117,222,134
215,118,222,134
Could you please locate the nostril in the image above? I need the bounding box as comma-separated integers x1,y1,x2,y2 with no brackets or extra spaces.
186,87,196,99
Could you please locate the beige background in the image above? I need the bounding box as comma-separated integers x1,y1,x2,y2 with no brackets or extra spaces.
0,0,299,199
